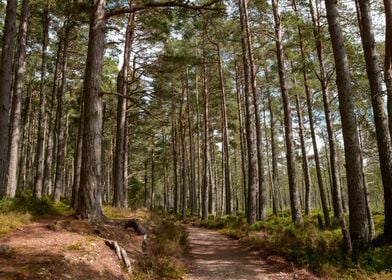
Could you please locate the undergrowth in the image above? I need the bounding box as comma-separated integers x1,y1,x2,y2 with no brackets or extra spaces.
0,190,74,234
193,212,392,279
133,213,187,280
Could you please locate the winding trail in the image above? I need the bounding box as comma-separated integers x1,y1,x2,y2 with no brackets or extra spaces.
184,226,318,280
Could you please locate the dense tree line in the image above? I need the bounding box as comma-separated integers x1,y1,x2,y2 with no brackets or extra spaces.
0,0,391,254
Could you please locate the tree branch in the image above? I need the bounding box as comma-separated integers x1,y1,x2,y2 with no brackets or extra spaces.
106,0,222,19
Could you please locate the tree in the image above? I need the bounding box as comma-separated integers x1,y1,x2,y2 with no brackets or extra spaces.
356,0,392,243
6,0,30,197
272,0,303,224
324,0,369,252
0,0,17,197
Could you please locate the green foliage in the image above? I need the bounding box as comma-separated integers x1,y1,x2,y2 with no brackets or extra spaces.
0,191,72,217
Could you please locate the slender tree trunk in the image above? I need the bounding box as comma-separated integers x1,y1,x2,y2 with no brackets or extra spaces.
76,0,106,221
34,8,50,199
186,69,196,216
217,44,232,215
234,61,248,211
292,0,331,224
6,0,29,197
308,0,340,226
172,118,179,213
267,91,280,215
294,93,312,215
54,20,71,202
356,0,392,243
385,0,392,139
0,0,17,197
113,11,134,208
71,100,84,209
144,158,148,208
324,0,369,252
201,37,210,220
151,145,155,210
43,37,62,197
239,0,257,224
272,0,303,224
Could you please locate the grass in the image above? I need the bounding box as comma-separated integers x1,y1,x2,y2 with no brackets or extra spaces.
0,191,73,235
192,212,392,279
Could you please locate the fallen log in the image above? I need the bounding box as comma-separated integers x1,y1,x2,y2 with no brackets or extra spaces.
104,239,131,272
124,219,147,235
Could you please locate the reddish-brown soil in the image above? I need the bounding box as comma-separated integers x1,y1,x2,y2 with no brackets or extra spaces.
0,216,143,280
184,226,319,280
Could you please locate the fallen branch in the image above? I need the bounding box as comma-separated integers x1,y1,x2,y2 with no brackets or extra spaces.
104,239,132,272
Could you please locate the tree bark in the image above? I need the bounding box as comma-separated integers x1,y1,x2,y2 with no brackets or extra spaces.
6,0,29,198
294,93,312,215
385,0,392,139
113,11,135,208
356,0,392,243
272,0,303,224
76,0,106,222
324,0,369,252
217,44,232,215
0,0,17,197
201,36,210,220
54,19,71,202
34,8,50,199
239,0,258,224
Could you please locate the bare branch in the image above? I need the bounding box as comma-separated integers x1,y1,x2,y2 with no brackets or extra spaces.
106,0,222,19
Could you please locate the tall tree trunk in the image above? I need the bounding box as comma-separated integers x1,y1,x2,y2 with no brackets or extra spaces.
308,0,340,226
76,0,106,222
186,69,196,216
71,100,84,209
294,93,312,215
34,8,50,199
217,44,232,215
356,0,392,243
151,145,155,210
201,37,210,220
6,0,29,197
324,0,369,253
272,0,303,224
234,61,248,211
239,0,257,224
54,19,71,202
267,90,280,215
292,0,331,225
113,11,134,208
43,36,62,197
0,0,17,197
385,0,392,139
172,118,179,213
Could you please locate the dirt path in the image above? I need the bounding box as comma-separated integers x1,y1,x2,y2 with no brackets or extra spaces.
0,216,143,280
184,226,318,280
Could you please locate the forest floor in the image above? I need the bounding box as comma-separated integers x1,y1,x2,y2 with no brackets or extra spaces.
0,214,144,280
184,226,318,280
